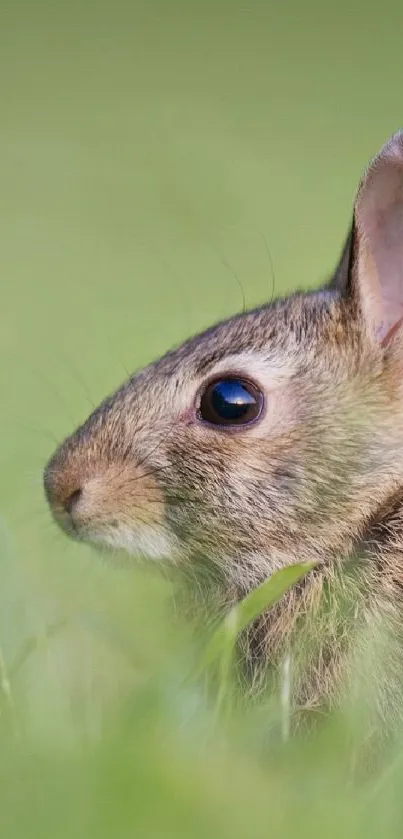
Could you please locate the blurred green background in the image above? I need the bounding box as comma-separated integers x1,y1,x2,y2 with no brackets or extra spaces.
2,0,403,835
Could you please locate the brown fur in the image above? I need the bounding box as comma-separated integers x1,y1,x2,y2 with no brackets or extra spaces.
44,132,403,728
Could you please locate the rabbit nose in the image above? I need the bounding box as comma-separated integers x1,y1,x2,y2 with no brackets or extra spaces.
43,457,86,528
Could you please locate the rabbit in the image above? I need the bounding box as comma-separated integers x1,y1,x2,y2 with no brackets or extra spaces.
44,131,403,726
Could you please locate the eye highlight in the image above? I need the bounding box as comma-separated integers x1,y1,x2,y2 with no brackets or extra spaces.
198,377,264,427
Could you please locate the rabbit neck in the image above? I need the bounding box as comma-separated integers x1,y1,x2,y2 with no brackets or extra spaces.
238,485,403,718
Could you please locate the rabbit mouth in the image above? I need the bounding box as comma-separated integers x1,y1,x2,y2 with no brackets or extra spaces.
81,519,178,561
47,493,178,561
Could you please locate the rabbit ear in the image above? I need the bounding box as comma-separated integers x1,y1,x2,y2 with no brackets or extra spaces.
334,131,403,345
328,223,354,293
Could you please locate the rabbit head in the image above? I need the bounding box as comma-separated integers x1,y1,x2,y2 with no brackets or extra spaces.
44,132,403,595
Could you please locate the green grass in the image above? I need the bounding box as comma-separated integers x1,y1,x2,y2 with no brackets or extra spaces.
2,558,403,839
3,0,403,835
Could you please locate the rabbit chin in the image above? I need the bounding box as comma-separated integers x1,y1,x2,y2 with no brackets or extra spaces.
85,521,177,561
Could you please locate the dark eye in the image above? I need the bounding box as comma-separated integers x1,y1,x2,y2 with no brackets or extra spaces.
198,377,263,427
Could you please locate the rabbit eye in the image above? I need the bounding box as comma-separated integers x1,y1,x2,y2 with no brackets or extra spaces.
198,377,263,427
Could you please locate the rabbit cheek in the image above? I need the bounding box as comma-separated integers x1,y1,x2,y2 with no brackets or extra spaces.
162,435,250,555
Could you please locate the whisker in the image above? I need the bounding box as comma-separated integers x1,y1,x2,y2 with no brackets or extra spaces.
207,239,247,314
53,349,97,411
0,419,60,447
132,421,180,475
5,352,79,427
257,227,276,304
143,240,192,331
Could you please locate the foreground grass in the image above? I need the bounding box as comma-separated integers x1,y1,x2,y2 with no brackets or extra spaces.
2,555,403,839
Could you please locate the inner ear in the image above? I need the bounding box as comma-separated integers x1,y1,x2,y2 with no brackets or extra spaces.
330,131,403,345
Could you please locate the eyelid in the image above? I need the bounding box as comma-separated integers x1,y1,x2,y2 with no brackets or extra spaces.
194,370,265,408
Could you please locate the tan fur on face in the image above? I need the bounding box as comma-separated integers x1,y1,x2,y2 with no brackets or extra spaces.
44,131,403,733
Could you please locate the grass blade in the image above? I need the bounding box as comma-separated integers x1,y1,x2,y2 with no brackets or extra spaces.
199,562,316,673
